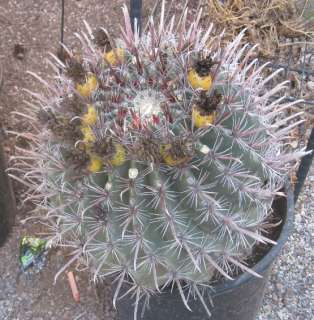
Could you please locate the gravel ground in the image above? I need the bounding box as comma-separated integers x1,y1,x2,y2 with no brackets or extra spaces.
0,0,313,319
0,224,103,320
257,165,314,320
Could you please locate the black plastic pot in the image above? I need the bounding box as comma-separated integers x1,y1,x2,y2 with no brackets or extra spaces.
116,183,294,320
0,142,16,247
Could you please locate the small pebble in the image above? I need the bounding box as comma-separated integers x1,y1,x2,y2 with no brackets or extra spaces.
13,44,26,60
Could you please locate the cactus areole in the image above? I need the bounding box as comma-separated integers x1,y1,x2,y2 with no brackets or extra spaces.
14,2,306,318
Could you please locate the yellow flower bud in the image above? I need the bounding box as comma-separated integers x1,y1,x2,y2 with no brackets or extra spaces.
76,74,98,97
192,105,216,129
109,144,126,167
82,105,97,126
88,154,103,173
192,106,216,128
104,48,125,66
188,69,212,90
81,126,96,144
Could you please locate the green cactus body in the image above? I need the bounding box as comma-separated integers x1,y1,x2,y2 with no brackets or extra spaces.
13,2,306,318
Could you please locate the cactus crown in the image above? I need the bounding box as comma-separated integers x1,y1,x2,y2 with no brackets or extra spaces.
12,1,306,318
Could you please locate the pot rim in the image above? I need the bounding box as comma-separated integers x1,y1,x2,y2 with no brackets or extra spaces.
212,180,294,295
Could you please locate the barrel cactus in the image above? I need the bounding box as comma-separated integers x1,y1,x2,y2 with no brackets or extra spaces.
12,1,306,318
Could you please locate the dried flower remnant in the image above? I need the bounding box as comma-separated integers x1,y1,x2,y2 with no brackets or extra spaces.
93,28,111,50
192,90,222,128
66,58,86,84
188,55,216,90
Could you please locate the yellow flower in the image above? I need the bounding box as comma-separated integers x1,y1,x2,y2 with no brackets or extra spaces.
88,154,103,173
76,74,98,97
109,144,126,167
192,105,216,129
81,126,95,145
82,105,97,126
160,144,188,166
104,48,125,66
188,69,212,91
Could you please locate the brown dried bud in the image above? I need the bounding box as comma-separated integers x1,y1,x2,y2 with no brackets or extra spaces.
60,95,85,116
194,55,215,77
39,111,83,142
93,28,111,51
63,147,90,169
91,137,115,158
197,90,222,115
167,137,194,161
66,58,86,84
136,133,162,163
